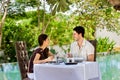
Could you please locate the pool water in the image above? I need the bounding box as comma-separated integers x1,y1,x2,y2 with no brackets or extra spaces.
97,54,120,80
0,54,120,80
0,62,21,80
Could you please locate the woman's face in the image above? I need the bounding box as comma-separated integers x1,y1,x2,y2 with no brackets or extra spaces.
44,38,50,47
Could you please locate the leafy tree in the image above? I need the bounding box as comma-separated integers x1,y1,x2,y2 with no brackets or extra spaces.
46,0,70,15
2,17,39,62
1,0,120,63
46,14,73,45
0,0,10,49
67,0,120,38
0,0,71,50
0,0,27,49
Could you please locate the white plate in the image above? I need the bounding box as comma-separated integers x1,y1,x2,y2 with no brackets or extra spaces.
74,58,84,62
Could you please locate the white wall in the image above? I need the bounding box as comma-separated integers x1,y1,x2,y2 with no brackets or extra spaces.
96,28,120,47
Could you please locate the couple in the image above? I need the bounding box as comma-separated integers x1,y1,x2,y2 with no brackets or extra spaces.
27,26,95,78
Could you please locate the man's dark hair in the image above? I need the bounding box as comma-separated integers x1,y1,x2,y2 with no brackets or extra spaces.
73,26,85,37
38,34,48,46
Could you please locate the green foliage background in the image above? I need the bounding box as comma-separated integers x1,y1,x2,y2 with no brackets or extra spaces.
0,0,120,62
97,37,116,52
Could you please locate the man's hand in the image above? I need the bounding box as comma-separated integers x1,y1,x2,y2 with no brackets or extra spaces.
67,53,73,58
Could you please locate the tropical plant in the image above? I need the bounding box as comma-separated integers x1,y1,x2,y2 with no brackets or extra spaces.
97,37,116,52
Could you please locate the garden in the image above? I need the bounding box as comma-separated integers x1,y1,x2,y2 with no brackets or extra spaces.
0,0,120,80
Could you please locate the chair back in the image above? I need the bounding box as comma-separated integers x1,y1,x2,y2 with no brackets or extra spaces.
88,40,97,61
15,41,29,80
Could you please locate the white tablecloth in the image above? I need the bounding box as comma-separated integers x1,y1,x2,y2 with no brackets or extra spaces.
34,62,101,80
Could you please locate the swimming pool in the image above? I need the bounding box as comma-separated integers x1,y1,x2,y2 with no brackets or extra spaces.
97,54,120,80
0,62,21,80
0,54,120,80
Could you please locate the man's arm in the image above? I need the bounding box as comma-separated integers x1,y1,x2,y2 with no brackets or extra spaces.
87,54,94,61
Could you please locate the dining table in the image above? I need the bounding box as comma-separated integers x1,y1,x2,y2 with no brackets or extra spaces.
34,61,101,80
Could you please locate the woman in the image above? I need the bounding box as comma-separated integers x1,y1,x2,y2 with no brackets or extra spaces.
27,34,54,78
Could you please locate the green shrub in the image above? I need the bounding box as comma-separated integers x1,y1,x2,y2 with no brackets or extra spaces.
97,37,116,52
1,18,39,62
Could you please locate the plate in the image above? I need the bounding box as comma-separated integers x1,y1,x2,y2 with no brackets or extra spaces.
65,62,78,65
74,58,84,63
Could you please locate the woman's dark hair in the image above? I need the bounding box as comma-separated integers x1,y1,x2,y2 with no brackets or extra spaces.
38,34,48,46
73,26,85,37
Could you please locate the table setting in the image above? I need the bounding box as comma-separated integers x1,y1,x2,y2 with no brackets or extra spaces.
34,54,101,80
46,54,85,66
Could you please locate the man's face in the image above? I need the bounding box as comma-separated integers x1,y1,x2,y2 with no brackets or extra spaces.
73,31,81,41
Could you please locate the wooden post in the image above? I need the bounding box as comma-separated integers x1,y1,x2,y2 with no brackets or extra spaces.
15,41,29,80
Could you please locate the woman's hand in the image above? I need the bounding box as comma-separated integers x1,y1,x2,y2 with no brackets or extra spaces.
44,57,53,62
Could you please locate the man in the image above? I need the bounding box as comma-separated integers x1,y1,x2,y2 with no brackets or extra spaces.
69,26,94,61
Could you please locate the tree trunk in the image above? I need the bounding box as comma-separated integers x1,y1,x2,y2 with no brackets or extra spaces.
0,22,3,49
0,6,8,49
37,0,41,30
41,1,46,34
41,1,54,34
37,6,40,28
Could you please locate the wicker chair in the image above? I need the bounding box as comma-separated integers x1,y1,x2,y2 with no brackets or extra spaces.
15,41,31,80
88,40,97,61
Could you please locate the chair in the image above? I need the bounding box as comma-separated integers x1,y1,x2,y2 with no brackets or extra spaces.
15,41,31,80
88,39,97,61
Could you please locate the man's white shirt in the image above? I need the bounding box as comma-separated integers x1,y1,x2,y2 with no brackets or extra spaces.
70,39,94,60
